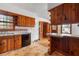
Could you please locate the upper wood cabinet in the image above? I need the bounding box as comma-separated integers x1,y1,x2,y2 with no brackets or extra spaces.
50,8,58,25
63,4,76,23
50,4,64,25
30,17,35,27
75,4,79,23
49,3,79,25
17,15,35,27
56,4,64,24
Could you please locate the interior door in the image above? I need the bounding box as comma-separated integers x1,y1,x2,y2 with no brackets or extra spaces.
39,22,51,40
43,22,47,38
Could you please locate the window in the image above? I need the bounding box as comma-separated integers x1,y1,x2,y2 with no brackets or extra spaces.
61,24,71,34
0,14,14,30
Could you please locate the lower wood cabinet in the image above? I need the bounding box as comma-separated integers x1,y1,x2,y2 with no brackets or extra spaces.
0,38,8,53
51,36,62,52
50,36,79,56
14,35,22,49
69,37,79,56
7,36,15,51
0,35,22,54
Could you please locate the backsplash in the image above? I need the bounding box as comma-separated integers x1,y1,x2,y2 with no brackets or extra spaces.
0,26,33,36
57,23,79,36
72,23,79,36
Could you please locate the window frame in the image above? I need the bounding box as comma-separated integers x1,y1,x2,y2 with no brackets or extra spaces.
0,14,15,31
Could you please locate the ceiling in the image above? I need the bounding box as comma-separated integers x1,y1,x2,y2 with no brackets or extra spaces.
48,3,62,10
11,3,62,19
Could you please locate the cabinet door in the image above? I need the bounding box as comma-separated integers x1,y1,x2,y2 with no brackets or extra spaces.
63,4,75,24
51,37,61,51
7,36,15,51
75,4,79,23
0,39,8,53
50,8,58,25
25,17,30,27
17,16,22,26
30,18,35,27
0,39,2,53
14,35,22,49
69,37,79,56
21,16,25,26
56,4,64,24
17,16,25,26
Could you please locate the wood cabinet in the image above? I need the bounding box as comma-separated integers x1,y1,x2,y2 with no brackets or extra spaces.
51,36,62,52
63,4,76,24
75,4,79,22
30,17,35,27
17,15,35,27
69,37,79,55
7,36,15,51
0,38,8,53
50,8,58,25
50,36,79,55
49,3,79,25
14,35,22,49
50,4,63,25
56,4,64,24
0,35,22,54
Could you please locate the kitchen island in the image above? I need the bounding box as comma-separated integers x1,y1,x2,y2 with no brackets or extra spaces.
47,33,79,56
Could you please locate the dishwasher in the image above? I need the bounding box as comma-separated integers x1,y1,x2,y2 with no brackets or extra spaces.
22,33,31,47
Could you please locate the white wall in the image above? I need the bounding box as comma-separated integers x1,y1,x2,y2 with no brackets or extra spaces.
31,16,39,42
0,3,50,43
72,23,79,36
0,3,36,18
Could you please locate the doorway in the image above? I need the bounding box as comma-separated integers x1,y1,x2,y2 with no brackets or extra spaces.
39,21,51,40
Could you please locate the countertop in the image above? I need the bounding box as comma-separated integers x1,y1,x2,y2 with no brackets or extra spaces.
0,30,31,36
47,33,79,38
